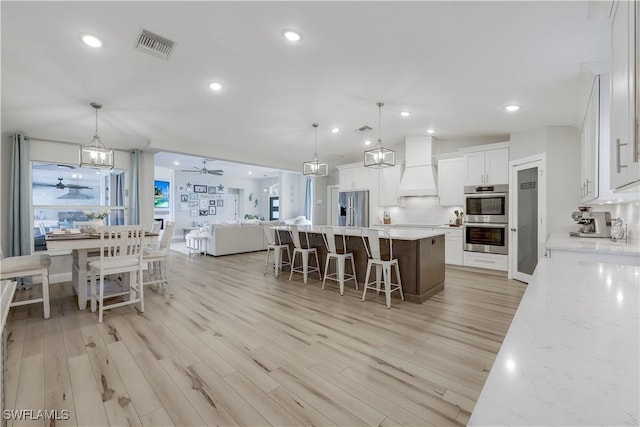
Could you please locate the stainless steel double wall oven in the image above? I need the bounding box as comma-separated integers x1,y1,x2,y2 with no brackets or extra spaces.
463,184,509,255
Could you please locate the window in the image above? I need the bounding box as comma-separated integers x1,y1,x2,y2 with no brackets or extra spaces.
32,162,127,251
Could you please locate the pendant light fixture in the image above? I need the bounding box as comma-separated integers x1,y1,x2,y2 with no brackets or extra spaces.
364,102,395,168
303,122,328,177
79,102,114,169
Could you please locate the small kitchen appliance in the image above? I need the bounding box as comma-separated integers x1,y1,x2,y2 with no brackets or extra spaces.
569,208,611,238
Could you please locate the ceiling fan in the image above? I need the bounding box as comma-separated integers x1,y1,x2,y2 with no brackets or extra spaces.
33,177,92,190
181,159,224,175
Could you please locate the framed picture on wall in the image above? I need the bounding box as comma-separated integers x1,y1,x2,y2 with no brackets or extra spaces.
180,194,188,203
194,185,207,193
209,199,216,206
189,201,198,207
190,209,198,217
199,209,208,216
216,199,224,207
180,203,188,211
208,186,217,194
189,193,198,201
209,206,216,215
199,200,208,209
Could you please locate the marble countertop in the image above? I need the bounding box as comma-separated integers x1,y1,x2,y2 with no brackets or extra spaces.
278,225,444,241
469,257,639,426
546,232,640,257
373,223,463,230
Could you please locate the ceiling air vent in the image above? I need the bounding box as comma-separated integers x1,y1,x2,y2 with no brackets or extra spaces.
355,125,372,134
135,29,174,60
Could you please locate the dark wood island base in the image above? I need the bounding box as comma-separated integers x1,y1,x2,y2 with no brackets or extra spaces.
278,227,445,304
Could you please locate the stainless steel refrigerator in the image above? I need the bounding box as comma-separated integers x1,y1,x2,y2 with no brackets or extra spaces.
338,190,369,227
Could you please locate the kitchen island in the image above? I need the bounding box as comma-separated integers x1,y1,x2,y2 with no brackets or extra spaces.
277,226,445,303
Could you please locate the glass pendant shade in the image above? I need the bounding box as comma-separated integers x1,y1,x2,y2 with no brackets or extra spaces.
364,101,395,168
79,102,114,169
303,122,328,177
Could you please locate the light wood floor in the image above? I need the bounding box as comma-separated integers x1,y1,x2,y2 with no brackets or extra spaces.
5,249,526,427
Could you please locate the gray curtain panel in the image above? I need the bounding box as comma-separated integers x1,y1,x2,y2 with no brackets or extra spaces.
9,134,32,288
114,171,126,225
128,149,141,225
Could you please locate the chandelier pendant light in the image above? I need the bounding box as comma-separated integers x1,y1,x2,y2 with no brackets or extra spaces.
79,102,114,169
364,102,395,168
303,122,328,177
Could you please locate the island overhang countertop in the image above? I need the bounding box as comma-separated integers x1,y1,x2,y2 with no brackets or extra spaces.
278,225,445,241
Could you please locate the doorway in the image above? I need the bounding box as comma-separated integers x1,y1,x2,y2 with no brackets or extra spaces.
269,197,280,221
509,154,546,283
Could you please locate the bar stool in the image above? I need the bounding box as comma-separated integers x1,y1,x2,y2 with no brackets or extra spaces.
144,221,175,290
263,225,290,277
186,230,208,256
289,225,321,285
321,226,357,295
361,228,404,308
0,248,51,319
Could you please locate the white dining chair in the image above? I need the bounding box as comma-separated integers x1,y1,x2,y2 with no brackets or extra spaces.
0,248,51,319
289,225,321,285
321,226,357,295
263,225,290,277
149,219,163,234
361,228,404,308
143,221,175,290
88,225,145,323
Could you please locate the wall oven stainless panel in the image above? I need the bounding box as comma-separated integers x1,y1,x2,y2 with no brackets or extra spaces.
464,223,509,255
464,184,509,223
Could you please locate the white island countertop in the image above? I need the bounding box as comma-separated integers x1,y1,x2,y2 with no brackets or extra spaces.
469,257,639,426
281,225,444,241
546,232,640,257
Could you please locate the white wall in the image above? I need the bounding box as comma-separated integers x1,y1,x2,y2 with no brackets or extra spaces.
279,172,307,220
510,126,581,237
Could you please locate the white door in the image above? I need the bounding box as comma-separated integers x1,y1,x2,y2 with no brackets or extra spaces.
509,155,546,283
224,194,239,220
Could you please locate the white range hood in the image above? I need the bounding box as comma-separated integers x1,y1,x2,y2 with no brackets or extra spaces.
397,136,438,197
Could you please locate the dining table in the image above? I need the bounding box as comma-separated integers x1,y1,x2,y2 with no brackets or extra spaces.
45,231,159,310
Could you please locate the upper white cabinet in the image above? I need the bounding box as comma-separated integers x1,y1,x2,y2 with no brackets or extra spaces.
581,75,600,203
438,157,464,206
464,148,509,186
610,0,640,191
378,165,402,206
338,164,375,191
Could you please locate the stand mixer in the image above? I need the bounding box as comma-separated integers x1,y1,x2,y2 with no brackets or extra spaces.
569,207,611,238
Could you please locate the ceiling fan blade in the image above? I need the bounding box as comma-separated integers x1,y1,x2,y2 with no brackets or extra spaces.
207,170,224,175
33,182,57,187
65,184,92,190
180,169,200,173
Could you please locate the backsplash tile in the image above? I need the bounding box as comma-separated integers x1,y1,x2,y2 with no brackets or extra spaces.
375,197,462,226
591,202,640,240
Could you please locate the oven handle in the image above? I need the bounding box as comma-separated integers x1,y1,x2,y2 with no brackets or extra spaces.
464,223,508,228
464,193,507,198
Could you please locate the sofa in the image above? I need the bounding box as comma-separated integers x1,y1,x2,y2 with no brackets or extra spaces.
188,222,268,256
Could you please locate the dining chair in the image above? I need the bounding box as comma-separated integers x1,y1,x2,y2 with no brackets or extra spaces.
361,228,404,308
88,225,145,323
289,225,321,285
321,226,357,295
263,225,291,277
0,248,51,319
149,219,163,234
143,221,174,290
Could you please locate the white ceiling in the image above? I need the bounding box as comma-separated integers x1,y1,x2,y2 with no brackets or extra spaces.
154,151,283,179
1,1,610,172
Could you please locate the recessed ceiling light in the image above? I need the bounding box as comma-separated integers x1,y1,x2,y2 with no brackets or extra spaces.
400,111,411,117
209,82,222,92
364,140,372,146
504,105,521,112
248,171,252,175
283,30,302,42
426,129,435,134
331,127,340,133
81,34,102,48
173,160,180,166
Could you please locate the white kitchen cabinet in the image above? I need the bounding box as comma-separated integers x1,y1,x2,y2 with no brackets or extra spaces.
463,252,508,271
464,148,509,186
438,157,464,206
610,0,640,191
338,164,375,191
378,165,402,206
443,228,463,265
581,75,600,203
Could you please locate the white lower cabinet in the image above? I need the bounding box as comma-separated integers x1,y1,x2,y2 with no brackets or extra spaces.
443,229,463,265
463,251,508,271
